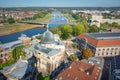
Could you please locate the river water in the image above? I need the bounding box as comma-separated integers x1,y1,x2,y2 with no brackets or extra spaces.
0,12,68,43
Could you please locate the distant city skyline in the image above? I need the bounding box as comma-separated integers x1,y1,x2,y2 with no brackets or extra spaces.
0,0,120,7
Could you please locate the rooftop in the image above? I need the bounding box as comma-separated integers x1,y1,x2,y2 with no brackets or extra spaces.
35,44,60,56
0,60,34,79
86,32,120,40
78,32,120,47
0,40,22,49
57,60,101,80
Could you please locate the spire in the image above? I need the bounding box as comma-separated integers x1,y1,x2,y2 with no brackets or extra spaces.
46,24,49,31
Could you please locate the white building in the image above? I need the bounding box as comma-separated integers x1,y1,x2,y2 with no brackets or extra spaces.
30,26,66,75
77,32,120,57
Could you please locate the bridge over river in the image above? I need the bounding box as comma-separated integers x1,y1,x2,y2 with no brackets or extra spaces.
18,21,77,26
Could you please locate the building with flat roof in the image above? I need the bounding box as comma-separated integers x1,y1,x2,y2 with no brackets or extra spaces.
0,60,35,80
0,40,23,63
77,32,120,57
57,60,102,80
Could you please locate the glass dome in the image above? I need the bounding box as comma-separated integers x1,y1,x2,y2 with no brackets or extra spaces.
40,30,55,44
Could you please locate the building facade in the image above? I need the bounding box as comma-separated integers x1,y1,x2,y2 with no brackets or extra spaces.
33,27,66,75
77,32,120,57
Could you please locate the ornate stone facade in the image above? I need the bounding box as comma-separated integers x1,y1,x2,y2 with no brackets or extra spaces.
34,26,66,75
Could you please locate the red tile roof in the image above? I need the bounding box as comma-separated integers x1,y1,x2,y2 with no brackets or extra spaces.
78,34,120,47
57,60,101,80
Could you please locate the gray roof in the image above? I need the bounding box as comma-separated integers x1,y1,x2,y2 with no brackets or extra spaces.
35,44,60,56
86,32,120,40
0,60,34,79
25,45,35,56
40,30,55,44
0,40,22,49
9,62,27,79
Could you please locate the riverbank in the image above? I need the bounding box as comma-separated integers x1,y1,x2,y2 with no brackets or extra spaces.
0,23,44,36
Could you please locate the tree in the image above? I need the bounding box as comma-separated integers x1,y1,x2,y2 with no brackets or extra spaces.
35,35,41,40
72,42,78,49
7,18,15,24
50,25,62,36
73,24,85,36
88,25,100,33
100,22,110,29
61,24,72,40
37,72,50,80
82,48,93,59
112,22,119,28
12,45,26,60
72,13,80,20
37,74,44,80
68,55,78,61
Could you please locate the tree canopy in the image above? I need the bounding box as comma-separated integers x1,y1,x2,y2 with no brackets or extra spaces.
82,48,93,59
72,13,80,20
7,18,15,24
12,45,26,60
68,55,78,61
61,24,72,40
73,24,85,36
88,25,100,33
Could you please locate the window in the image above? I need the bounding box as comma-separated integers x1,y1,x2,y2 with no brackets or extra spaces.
98,49,101,51
1,54,3,57
106,53,108,55
47,56,50,59
115,48,118,50
111,48,114,50
111,52,112,55
102,53,104,55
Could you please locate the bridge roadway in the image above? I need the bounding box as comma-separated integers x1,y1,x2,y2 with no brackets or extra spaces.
18,21,77,25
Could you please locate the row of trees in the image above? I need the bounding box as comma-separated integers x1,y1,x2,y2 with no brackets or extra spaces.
68,48,93,61
12,45,26,61
50,23,100,40
50,24,86,40
0,17,15,24
101,22,120,29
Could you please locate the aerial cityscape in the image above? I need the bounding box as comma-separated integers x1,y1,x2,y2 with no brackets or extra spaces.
0,0,120,80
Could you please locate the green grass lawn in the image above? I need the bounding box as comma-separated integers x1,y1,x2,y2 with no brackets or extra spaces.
27,13,51,23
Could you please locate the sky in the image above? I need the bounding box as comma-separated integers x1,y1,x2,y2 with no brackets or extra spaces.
0,0,120,7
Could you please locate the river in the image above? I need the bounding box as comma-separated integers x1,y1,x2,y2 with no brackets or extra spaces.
0,12,68,43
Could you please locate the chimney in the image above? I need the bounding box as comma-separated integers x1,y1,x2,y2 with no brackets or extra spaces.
86,72,90,75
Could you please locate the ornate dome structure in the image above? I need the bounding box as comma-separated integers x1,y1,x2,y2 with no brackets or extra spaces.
40,25,55,44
